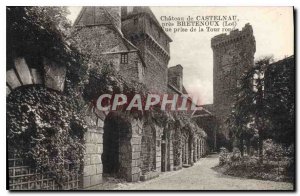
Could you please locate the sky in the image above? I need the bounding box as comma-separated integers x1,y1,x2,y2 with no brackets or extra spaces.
67,7,294,105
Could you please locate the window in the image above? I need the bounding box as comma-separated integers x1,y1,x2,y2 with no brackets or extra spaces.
120,53,128,64
134,18,138,25
137,62,145,81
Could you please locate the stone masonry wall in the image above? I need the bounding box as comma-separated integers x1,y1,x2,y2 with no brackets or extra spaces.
121,13,170,94
140,125,156,174
129,119,143,182
83,111,104,189
72,26,143,83
144,39,168,93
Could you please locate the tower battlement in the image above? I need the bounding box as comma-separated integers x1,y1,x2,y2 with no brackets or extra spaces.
211,23,254,49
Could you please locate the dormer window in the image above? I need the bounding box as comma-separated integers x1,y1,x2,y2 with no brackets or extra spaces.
121,53,128,64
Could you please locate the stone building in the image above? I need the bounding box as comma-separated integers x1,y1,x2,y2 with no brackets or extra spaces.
71,6,208,188
72,7,146,84
167,64,209,169
211,23,256,139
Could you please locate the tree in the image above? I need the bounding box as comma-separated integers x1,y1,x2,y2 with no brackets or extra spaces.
264,56,295,145
227,56,274,162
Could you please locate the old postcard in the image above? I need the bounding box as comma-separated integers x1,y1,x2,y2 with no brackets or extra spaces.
6,6,295,191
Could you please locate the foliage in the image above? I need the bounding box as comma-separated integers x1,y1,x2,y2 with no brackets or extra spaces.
7,7,69,68
217,139,294,182
83,65,178,127
263,139,285,161
7,86,87,184
226,56,294,162
219,147,230,165
216,132,232,151
264,57,295,144
7,6,87,91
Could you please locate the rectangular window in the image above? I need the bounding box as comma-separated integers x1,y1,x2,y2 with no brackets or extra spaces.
134,18,138,25
121,53,128,64
137,62,144,81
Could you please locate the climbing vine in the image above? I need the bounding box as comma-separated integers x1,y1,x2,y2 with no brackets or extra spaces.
7,86,87,184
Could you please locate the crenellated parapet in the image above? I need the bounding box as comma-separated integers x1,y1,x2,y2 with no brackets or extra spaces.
211,23,255,51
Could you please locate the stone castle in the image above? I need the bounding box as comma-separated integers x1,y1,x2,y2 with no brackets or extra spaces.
7,6,211,189
71,7,210,187
7,6,259,190
72,6,172,93
211,24,256,139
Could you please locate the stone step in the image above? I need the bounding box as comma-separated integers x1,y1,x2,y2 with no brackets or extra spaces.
140,171,159,181
182,164,192,168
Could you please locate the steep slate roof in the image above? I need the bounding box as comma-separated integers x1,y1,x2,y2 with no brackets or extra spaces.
74,7,118,28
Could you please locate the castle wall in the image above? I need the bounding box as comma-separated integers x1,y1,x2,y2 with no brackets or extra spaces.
144,16,170,54
121,13,171,93
83,112,104,188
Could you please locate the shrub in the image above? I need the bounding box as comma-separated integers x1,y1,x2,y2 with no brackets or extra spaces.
231,147,242,163
219,147,230,165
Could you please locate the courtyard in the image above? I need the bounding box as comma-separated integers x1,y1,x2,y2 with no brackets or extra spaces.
94,154,293,190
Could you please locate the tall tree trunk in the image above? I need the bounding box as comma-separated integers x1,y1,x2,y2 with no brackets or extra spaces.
239,136,244,157
258,130,263,164
246,139,251,156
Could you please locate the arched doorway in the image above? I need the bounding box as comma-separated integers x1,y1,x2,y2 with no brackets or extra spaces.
102,112,132,180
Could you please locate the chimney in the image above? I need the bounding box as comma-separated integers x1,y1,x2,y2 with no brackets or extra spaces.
168,64,183,92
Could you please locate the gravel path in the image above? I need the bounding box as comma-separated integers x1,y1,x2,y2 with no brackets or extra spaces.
114,154,294,190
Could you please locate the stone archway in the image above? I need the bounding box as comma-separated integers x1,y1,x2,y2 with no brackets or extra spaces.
6,57,66,96
102,112,132,180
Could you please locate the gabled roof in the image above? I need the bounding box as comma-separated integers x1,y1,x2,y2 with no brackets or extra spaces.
72,7,146,68
74,7,119,28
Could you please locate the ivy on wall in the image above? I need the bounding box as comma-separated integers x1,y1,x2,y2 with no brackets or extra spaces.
7,86,87,184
